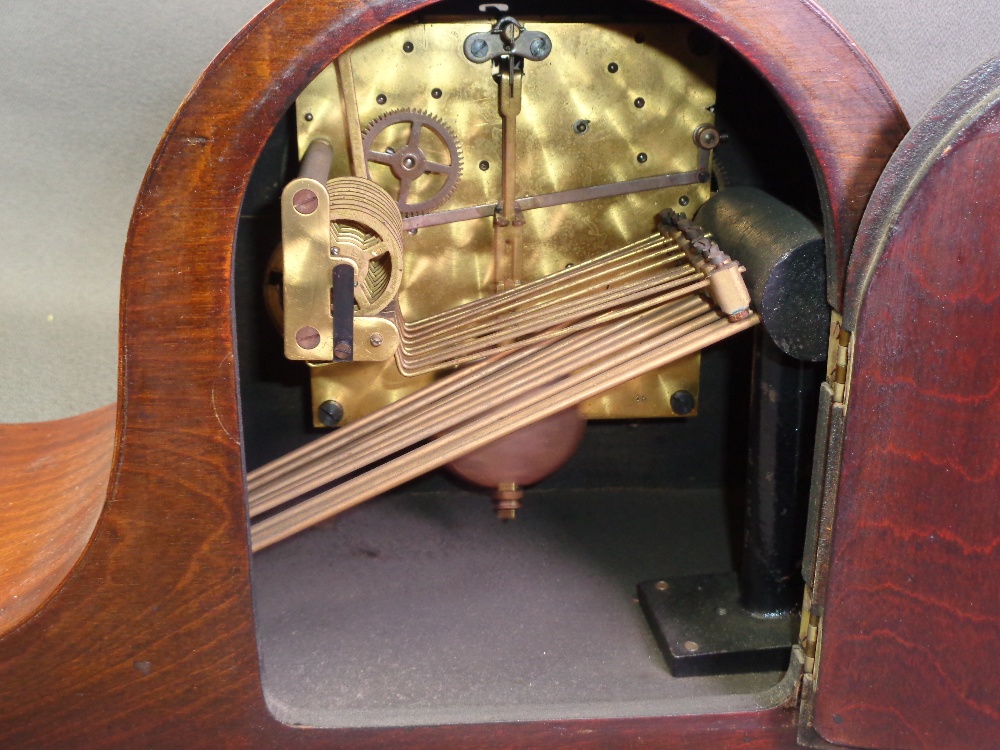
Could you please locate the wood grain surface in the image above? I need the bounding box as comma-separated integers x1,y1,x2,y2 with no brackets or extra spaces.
0,0,904,746
0,404,115,638
815,56,1000,749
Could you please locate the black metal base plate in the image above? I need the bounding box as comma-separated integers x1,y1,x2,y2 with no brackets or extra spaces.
637,572,797,677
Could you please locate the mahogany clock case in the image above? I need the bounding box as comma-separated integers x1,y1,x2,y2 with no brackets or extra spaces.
3,0,996,748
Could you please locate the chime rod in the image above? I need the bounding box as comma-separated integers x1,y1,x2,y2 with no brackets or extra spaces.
252,296,707,511
397,272,703,372
246,338,551,491
401,235,668,333
399,250,687,348
398,264,699,360
252,313,759,551
249,296,711,515
396,279,710,376
401,242,678,339
247,281,710,503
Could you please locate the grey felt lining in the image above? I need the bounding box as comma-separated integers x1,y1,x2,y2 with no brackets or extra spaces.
252,486,787,728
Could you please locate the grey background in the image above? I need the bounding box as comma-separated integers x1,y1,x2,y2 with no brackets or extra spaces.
2,0,998,422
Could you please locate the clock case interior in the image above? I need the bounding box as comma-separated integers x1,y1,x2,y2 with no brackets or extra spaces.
235,0,825,728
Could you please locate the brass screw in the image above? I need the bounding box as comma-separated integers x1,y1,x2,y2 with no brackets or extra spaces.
655,580,669,592
292,188,318,215
370,333,383,347
295,326,320,350
683,640,700,652
334,341,353,360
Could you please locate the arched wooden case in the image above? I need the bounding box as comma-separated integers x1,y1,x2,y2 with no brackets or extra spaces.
0,1,996,748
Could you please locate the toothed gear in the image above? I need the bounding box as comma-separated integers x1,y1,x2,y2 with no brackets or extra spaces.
362,109,463,215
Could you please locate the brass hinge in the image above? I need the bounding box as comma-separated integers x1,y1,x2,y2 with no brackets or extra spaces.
828,314,853,406
803,612,822,675
796,586,833,747
798,586,823,679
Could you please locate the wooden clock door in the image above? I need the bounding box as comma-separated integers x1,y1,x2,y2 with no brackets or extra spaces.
802,55,1000,750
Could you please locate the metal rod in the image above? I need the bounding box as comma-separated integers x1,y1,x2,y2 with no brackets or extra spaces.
335,53,367,178
399,245,681,343
249,296,711,515
401,171,705,231
399,262,696,355
252,313,759,551
298,139,333,183
402,235,668,332
396,274,704,374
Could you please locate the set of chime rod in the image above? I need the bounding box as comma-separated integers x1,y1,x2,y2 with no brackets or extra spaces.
393,234,696,375
249,286,759,552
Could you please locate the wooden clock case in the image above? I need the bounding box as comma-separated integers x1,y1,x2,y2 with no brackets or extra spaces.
0,0,997,748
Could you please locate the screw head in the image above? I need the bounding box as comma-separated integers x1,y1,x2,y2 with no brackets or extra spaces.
683,640,700,652
376,93,387,105
370,333,383,347
470,39,489,59
334,341,353,360
292,188,318,215
670,389,696,415
637,152,648,164
607,62,619,73
317,400,344,427
402,41,414,53
655,580,669,592
295,326,320,350
304,112,314,122
529,36,548,57
479,160,490,171
574,119,590,135
679,195,690,207
431,88,442,99
634,97,645,109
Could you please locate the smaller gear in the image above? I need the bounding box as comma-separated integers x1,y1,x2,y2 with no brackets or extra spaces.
361,109,463,215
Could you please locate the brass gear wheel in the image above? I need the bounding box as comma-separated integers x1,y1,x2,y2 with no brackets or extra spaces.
362,109,463,215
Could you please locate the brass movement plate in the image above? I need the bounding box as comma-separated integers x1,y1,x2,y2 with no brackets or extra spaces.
297,19,716,425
